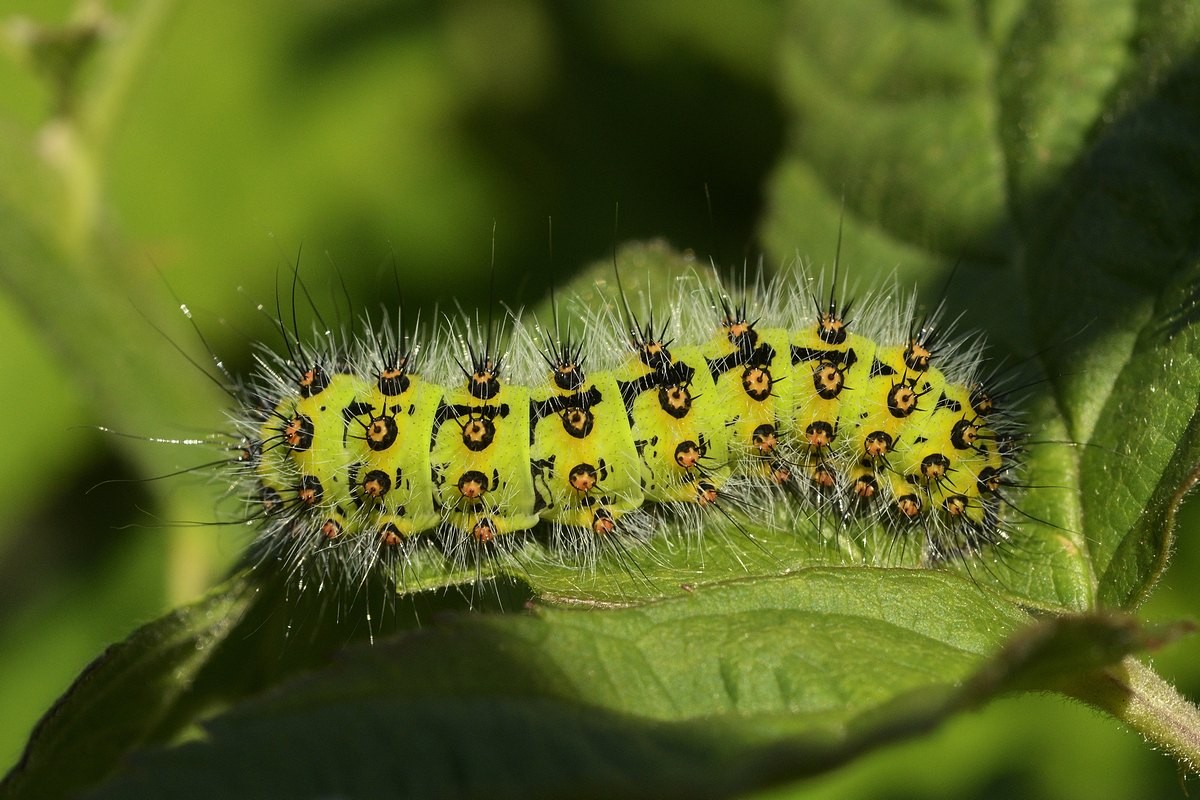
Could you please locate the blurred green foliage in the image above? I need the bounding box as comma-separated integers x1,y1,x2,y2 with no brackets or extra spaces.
1,1,1198,797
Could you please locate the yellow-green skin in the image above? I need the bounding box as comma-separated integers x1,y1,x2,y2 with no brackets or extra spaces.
701,327,793,480
430,379,539,539
788,324,877,484
256,338,737,541
529,373,644,532
256,373,443,541
256,317,1007,546
610,344,731,505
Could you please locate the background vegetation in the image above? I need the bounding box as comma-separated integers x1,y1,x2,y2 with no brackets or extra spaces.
1,1,1199,797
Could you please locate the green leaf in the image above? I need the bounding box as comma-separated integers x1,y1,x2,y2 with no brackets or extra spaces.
9,567,1184,800
0,570,529,800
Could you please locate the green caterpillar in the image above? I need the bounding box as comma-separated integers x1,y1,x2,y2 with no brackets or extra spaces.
242,268,1019,585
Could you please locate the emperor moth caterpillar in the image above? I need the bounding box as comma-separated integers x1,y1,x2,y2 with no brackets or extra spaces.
219,260,1024,593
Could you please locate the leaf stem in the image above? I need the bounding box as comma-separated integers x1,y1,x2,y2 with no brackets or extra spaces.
1067,656,1200,774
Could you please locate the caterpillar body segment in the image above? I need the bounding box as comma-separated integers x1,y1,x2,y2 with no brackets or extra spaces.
701,324,794,484
351,372,443,539
431,366,540,542
613,342,732,506
788,324,879,495
529,370,644,535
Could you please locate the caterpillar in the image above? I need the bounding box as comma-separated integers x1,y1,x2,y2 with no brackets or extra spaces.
214,255,1025,596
